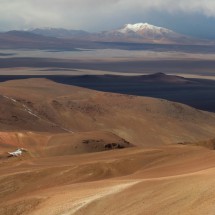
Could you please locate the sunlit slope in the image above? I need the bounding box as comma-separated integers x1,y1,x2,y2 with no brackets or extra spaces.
0,78,214,146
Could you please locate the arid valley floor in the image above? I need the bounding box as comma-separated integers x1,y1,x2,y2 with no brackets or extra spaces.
0,78,215,214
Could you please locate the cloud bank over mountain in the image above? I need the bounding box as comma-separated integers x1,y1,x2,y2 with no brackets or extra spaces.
1,0,215,38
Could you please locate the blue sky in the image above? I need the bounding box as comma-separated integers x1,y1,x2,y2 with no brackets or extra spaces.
1,0,215,39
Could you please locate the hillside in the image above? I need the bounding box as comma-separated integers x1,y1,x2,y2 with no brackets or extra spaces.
1,78,215,214
0,78,215,147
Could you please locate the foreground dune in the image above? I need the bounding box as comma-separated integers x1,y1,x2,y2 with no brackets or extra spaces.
1,78,215,214
1,145,215,215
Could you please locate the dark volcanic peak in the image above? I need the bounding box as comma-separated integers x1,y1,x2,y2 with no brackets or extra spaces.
64,73,194,84
103,73,191,84
140,73,191,83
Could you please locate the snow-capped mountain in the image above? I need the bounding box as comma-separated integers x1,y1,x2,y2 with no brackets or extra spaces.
100,23,192,43
118,23,171,34
117,23,180,40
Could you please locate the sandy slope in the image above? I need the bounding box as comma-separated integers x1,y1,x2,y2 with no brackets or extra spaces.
1,78,215,214
0,78,215,146
0,131,132,158
1,146,215,215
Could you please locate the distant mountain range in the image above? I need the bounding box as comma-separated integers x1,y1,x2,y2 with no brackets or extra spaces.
30,23,212,45
0,23,213,50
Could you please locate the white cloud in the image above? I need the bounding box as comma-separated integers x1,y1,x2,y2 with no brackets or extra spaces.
0,0,215,31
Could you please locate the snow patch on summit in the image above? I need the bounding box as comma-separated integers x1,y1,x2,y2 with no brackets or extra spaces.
118,23,172,34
